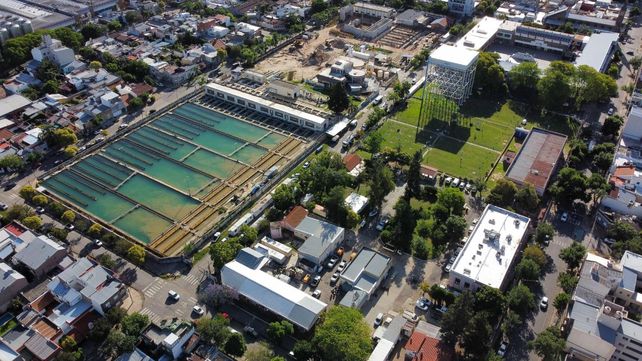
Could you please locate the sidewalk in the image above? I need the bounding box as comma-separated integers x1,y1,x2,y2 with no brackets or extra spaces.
121,287,145,314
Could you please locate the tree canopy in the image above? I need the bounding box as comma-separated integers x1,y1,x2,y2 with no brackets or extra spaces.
312,306,372,361
549,167,589,206
197,314,231,346
529,327,566,361
474,52,507,97
559,242,586,270
328,83,349,114
508,62,540,99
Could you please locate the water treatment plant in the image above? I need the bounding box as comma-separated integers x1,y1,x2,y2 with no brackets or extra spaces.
40,84,320,257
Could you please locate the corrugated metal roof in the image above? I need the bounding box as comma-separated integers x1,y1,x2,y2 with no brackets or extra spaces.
575,32,619,72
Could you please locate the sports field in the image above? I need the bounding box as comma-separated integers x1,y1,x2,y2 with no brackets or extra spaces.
379,89,576,179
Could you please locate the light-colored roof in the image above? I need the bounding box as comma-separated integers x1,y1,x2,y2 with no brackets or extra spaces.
0,95,31,118
0,263,26,294
341,248,390,294
206,83,326,126
575,32,619,71
455,16,504,51
428,45,479,70
450,205,530,289
621,251,642,273
345,193,368,214
221,260,327,330
12,235,64,272
296,216,344,261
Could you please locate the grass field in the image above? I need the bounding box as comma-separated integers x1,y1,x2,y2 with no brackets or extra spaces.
379,90,577,180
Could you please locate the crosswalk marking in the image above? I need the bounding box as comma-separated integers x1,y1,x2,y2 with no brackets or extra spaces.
188,297,198,304
183,273,201,286
143,280,166,298
140,307,161,324
176,309,184,316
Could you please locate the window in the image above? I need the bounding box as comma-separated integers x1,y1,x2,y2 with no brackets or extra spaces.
237,99,245,105
464,282,470,288
260,106,269,113
227,95,235,101
305,121,315,128
290,116,298,123
455,278,461,284
217,92,224,98
275,112,284,118
248,103,256,109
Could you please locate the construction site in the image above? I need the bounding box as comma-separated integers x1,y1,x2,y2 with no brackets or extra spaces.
40,88,317,258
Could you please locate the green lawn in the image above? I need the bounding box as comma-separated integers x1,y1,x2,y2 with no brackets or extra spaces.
378,121,428,156
423,138,499,180
0,319,17,336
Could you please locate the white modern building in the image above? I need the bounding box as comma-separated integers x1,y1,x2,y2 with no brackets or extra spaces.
425,45,479,105
448,205,530,291
448,0,475,17
205,83,328,131
455,16,504,51
31,35,75,68
575,32,620,73
221,248,327,331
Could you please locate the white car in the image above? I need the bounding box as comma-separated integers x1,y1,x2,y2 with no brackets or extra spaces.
0,203,8,211
452,178,460,187
337,261,347,272
560,212,568,223
444,177,452,185
192,305,204,316
374,312,384,327
326,256,339,269
312,290,322,299
540,296,549,310
368,208,379,218
375,217,389,231
415,298,430,311
330,271,340,285
93,239,103,247
168,290,180,301
497,341,508,357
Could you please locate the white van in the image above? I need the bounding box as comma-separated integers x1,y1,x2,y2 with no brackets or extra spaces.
373,95,383,105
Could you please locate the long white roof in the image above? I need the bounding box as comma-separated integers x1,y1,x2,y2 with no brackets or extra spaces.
206,82,326,126
451,205,530,289
429,45,479,70
221,260,327,330
455,16,504,51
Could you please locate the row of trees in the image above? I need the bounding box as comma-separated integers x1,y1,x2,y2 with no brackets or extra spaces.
2,27,83,70
196,314,247,357
486,179,540,213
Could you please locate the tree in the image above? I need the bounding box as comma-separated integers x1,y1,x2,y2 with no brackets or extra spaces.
37,59,61,83
474,52,507,96
528,327,566,361
558,271,579,294
312,306,372,361
61,210,76,224
42,80,60,94
292,340,317,361
126,245,145,265
591,142,616,173
523,245,547,268
535,223,555,245
197,314,231,346
299,151,351,198
60,336,77,353
21,216,42,230
602,115,624,139
63,145,78,158
267,320,294,343
80,23,106,41
272,183,297,211
428,284,449,306
364,132,383,154
516,258,541,281
100,330,136,358
198,283,239,307
26,151,44,166
461,311,492,358
553,292,570,313
588,173,610,204
559,242,586,270
128,97,144,110
474,286,506,319
0,155,24,170
441,291,474,344
88,223,102,238
486,179,517,207
365,158,395,209
445,216,467,242
125,11,143,24
390,198,417,249
437,188,465,216
631,6,641,16
19,185,37,200
108,19,123,31
508,62,540,98
45,128,77,149
224,332,247,357
630,56,642,71
549,167,589,206
411,236,432,259
106,307,127,325
538,67,571,110
32,194,49,206
324,186,350,226
238,224,258,246
121,313,149,337
515,184,539,212
327,83,349,114
507,284,536,315
406,151,422,199
210,239,242,270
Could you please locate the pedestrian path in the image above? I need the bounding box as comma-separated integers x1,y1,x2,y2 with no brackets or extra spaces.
183,273,202,286
143,279,166,298
140,307,162,324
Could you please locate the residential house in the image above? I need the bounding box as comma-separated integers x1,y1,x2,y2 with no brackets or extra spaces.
343,153,364,177
3,73,41,95
139,322,196,360
148,62,197,86
31,35,75,70
276,4,307,18
0,262,28,313
338,248,390,309
66,68,121,92
235,22,261,38
0,222,37,261
603,165,642,217
0,95,32,120
12,235,66,279
404,330,454,361
11,128,43,152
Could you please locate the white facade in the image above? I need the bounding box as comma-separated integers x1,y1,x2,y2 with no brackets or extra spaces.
448,205,530,291
425,45,478,105
448,0,475,17
31,35,75,67
205,83,328,131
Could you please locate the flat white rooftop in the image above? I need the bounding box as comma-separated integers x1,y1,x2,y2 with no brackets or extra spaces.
206,82,326,126
455,16,504,51
428,45,479,70
451,204,530,289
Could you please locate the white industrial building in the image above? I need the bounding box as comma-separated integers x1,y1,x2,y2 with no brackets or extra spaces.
425,45,479,105
221,248,327,331
205,83,328,131
448,205,530,291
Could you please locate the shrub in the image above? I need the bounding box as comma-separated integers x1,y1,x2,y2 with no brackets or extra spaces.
88,223,103,238
19,186,37,200
32,194,48,206
21,216,42,230
61,210,75,224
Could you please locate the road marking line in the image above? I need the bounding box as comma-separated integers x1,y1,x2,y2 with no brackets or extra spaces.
188,297,198,304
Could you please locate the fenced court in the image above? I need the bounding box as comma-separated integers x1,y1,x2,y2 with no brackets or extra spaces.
41,98,309,257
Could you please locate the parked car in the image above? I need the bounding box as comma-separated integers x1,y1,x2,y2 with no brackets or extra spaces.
312,290,322,299
452,178,460,187
303,161,310,169
376,217,389,231
326,256,339,269
35,206,45,214
243,326,258,337
368,208,379,218
374,312,384,327
444,177,452,186
3,182,16,191
336,247,345,257
192,305,204,316
465,183,472,193
212,231,221,242
459,182,466,191
560,212,568,222
168,290,180,301
93,239,103,248
497,341,508,357
607,107,615,116
303,274,311,284
540,296,549,310
337,261,347,272
330,271,340,285
65,224,75,231
310,275,321,287
0,203,8,211
444,259,454,273
415,297,430,311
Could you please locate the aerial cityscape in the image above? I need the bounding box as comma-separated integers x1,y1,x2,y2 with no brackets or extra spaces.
0,0,640,360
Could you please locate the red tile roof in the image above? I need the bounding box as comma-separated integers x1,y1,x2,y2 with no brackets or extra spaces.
404,331,454,361
420,165,438,178
212,39,226,50
614,165,635,177
4,221,26,237
283,205,308,229
0,129,13,141
30,291,57,313
343,153,362,172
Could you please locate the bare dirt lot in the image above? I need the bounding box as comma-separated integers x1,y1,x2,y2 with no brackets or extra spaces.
255,25,431,82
